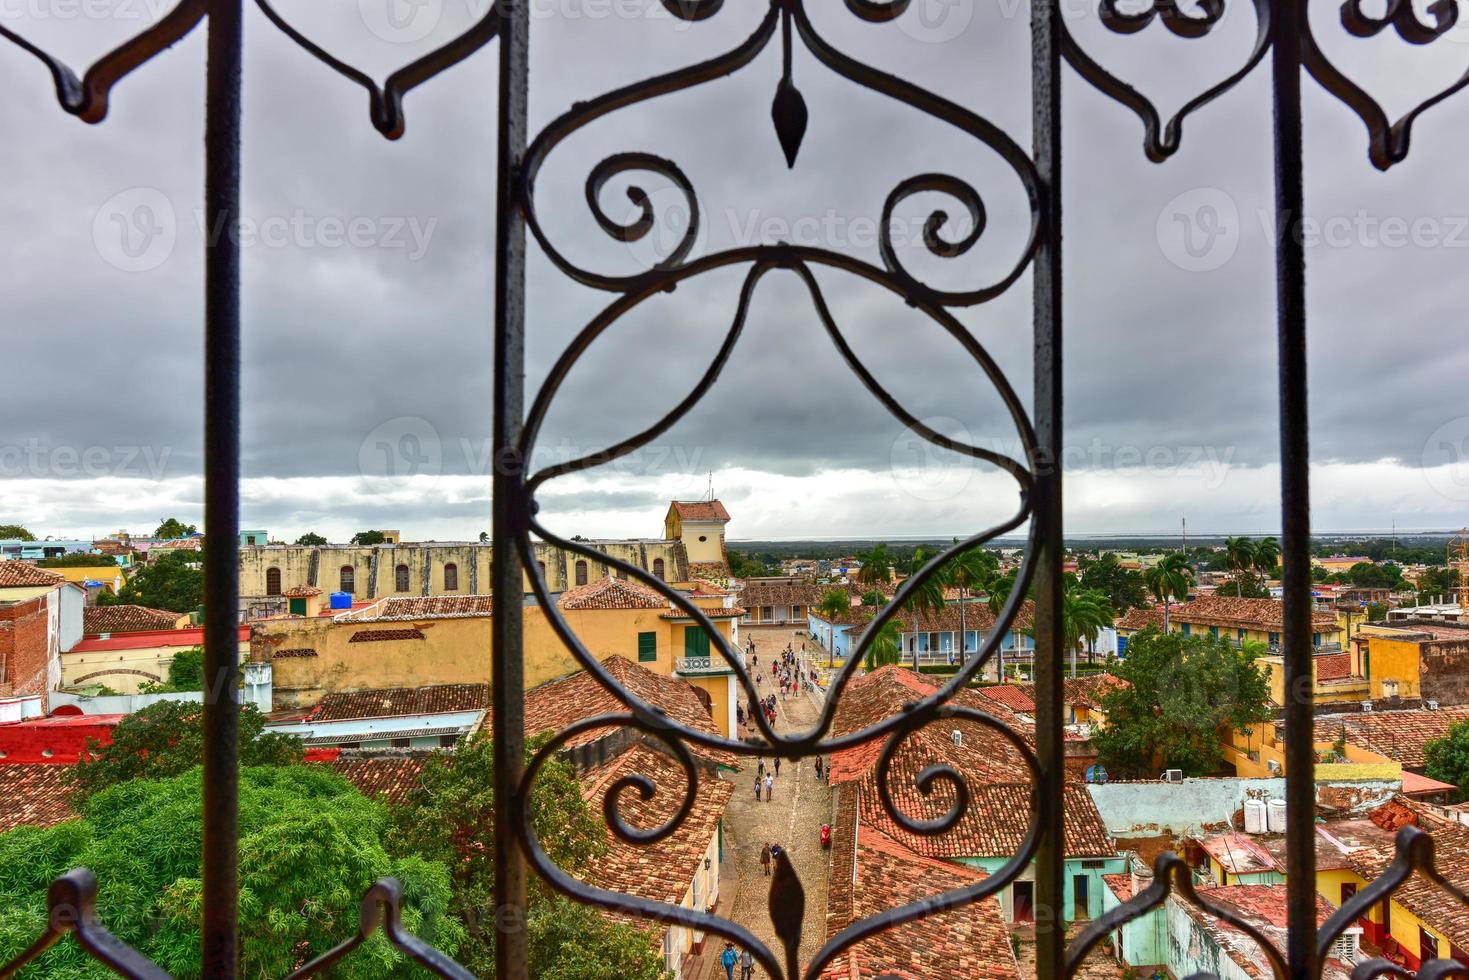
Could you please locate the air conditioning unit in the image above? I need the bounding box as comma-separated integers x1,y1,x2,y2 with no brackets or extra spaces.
1361,701,1374,712
1267,759,1282,775
1164,769,1184,784
1427,700,1440,711
952,729,962,746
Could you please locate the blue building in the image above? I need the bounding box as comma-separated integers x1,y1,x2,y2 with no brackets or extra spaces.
0,539,94,561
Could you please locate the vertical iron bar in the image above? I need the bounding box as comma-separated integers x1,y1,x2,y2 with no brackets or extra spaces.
491,1,529,978
1271,0,1315,974
202,0,242,975
1032,0,1064,974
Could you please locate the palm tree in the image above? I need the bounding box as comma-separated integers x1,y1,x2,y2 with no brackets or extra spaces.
901,547,948,671
1225,536,1257,585
1143,552,1194,632
1253,536,1280,582
1021,581,1114,679
986,570,1018,681
864,619,902,672
856,543,892,592
946,546,997,665
816,589,851,657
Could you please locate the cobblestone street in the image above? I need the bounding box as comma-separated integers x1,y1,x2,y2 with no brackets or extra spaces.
719,628,834,979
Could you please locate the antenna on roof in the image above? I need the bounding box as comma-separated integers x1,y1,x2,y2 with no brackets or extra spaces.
706,471,714,501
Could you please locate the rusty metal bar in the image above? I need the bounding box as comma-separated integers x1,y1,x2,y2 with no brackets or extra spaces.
491,1,530,977
201,0,243,975
1271,0,1316,973
1032,0,1064,973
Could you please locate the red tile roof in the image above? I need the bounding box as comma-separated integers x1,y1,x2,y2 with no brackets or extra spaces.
670,500,730,522
1313,651,1353,682
1302,706,1469,768
1171,596,1338,632
0,765,77,833
1115,605,1165,631
1175,885,1347,980
1340,797,1469,950
686,560,731,580
347,595,493,620
0,561,65,588
978,684,1036,714
517,656,737,769
82,604,183,634
887,600,1036,635
577,743,732,913
281,585,322,598
822,784,1020,980
737,581,825,607
558,577,667,611
312,683,490,722
329,752,430,808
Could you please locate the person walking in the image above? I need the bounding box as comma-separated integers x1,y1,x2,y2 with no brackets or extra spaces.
757,757,765,779
721,943,737,980
753,773,761,800
760,843,771,877
764,773,773,801
774,757,781,777
741,948,755,980
814,756,822,780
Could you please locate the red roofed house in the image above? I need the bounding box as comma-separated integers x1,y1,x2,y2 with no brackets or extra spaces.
0,561,85,712
664,499,731,582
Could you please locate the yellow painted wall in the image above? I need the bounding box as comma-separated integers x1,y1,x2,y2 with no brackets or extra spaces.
50,565,126,594
62,639,250,694
1364,635,1423,700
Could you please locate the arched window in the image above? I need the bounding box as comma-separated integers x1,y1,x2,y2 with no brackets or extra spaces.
265,567,281,596
575,560,588,586
396,563,411,592
340,565,355,594
652,558,665,580
444,562,459,591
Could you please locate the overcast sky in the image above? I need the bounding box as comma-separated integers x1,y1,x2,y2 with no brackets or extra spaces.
2,0,1467,543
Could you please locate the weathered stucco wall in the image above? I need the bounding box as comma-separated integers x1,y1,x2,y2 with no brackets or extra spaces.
1422,638,1469,706
1087,776,1399,838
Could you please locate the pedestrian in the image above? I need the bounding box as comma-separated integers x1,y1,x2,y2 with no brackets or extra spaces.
774,757,781,777
760,843,771,877
721,943,737,980
764,773,773,801
814,756,822,779
741,948,755,980
757,757,765,778
753,773,761,800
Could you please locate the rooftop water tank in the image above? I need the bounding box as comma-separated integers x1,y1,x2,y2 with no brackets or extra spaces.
329,591,352,610
1266,798,1287,833
1243,798,1267,835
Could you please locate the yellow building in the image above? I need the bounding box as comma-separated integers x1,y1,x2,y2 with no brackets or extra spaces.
663,499,732,579
63,624,250,694
1351,620,1469,703
1314,555,1373,575
45,564,126,596
254,578,746,737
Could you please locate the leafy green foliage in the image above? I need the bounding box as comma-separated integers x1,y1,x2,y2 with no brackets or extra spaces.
72,701,303,802
0,767,460,978
138,648,204,694
727,550,774,579
153,518,197,540
295,532,328,546
350,530,388,545
817,589,852,621
1425,720,1469,802
113,550,203,613
386,733,665,980
1143,553,1194,629
855,544,892,589
864,620,901,671
1094,628,1272,778
0,524,34,540
1077,553,1147,614
36,553,118,568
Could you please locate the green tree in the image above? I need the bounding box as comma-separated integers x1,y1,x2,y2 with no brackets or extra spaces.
0,524,34,541
943,545,999,663
139,648,204,694
388,734,665,979
1253,537,1280,580
899,548,948,671
0,766,460,978
72,700,303,801
855,543,893,590
1078,552,1147,614
37,553,119,568
1417,566,1459,604
1143,553,1194,631
1425,720,1469,802
1225,536,1257,586
1214,576,1270,599
351,530,389,546
295,531,328,546
860,590,885,607
817,588,851,623
863,619,902,672
113,550,203,612
1094,628,1272,778
153,518,197,540
1022,578,1114,678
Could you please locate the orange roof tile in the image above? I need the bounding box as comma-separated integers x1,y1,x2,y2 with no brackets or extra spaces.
0,765,77,833
82,604,182,634
558,577,667,611
0,561,65,588
313,683,489,722
1172,596,1338,632
670,500,730,522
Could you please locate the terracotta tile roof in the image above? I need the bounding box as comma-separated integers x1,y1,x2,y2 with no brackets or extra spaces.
686,560,731,580
737,581,825,607
689,579,730,596
577,743,732,911
887,600,1036,635
312,683,490,722
670,500,730,522
1172,596,1338,632
517,656,737,769
1174,885,1348,980
1115,605,1165,631
1301,706,1469,768
661,606,745,620
82,604,182,634
0,561,65,588
0,765,77,833
281,585,322,598
558,578,667,611
1013,674,1127,712
1102,872,1133,903
330,752,430,808
978,684,1036,714
1314,651,1353,682
347,595,493,621
822,784,1020,980
348,627,427,643
1194,831,1280,876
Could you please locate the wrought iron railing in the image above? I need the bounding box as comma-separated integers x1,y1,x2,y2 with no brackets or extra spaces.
3,0,1468,978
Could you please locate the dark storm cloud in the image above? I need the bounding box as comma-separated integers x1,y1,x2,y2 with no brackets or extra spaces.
2,0,1468,538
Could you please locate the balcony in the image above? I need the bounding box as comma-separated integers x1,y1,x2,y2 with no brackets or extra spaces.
676,656,738,675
